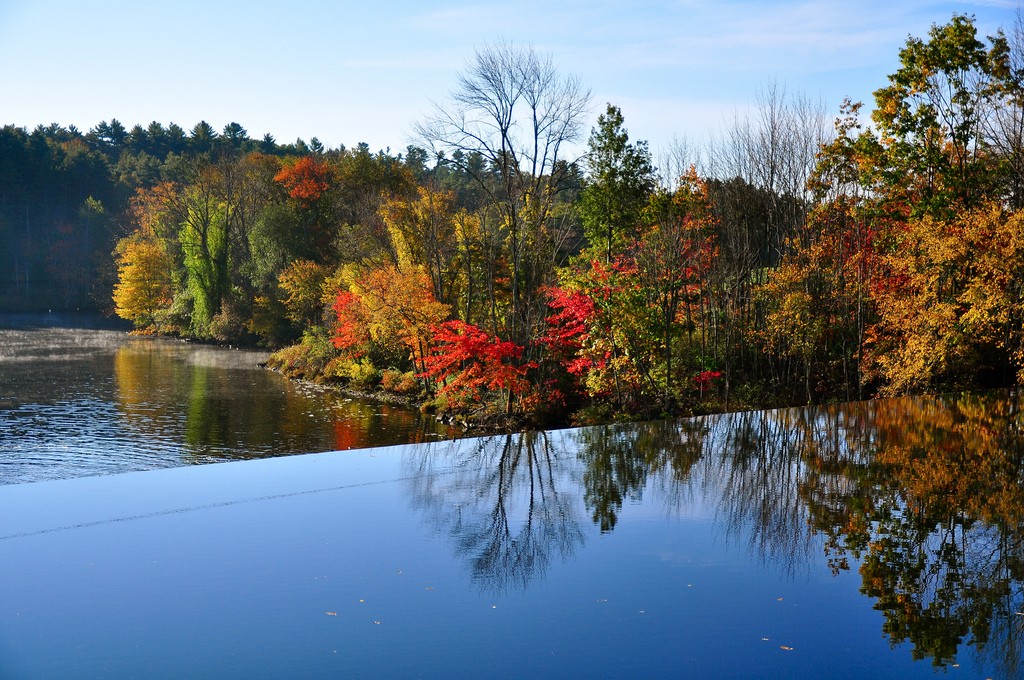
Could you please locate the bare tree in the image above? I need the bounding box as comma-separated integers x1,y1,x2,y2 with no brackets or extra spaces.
416,42,591,341
705,82,831,267
985,10,1024,209
660,133,704,190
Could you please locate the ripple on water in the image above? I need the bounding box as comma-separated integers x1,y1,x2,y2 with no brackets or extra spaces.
0,399,186,484
0,324,456,484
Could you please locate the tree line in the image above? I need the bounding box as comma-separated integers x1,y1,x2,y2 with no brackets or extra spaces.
0,117,335,313
4,14,1023,427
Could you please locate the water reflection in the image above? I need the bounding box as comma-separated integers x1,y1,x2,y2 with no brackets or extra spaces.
573,418,705,532
798,394,1024,674
414,392,1024,675
1,326,454,482
111,338,457,462
405,431,586,592
8,321,1024,674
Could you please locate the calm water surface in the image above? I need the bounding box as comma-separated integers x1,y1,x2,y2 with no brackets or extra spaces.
2,319,1023,677
0,318,455,483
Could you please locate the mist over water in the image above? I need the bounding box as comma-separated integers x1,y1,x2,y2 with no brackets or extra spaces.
0,318,454,484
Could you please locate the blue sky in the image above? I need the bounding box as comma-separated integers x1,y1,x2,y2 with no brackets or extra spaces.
0,1,1017,158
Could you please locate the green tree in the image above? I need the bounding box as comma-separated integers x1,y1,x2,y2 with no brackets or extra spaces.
578,104,656,263
179,168,230,337
189,121,218,155
850,14,1011,216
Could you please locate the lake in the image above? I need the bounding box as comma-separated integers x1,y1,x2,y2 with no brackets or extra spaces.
0,316,456,484
1,320,1022,677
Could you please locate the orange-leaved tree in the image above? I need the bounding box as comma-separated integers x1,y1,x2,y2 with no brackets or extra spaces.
379,186,463,307
330,264,449,388
274,156,332,205
866,206,1024,393
756,195,880,402
112,183,181,332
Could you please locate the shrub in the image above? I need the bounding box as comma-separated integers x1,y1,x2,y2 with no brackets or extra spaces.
382,369,420,395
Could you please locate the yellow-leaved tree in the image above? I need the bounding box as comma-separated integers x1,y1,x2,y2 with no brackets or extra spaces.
868,207,1024,393
112,230,174,332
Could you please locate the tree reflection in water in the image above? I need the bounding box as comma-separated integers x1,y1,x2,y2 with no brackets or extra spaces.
573,418,706,532
703,408,825,573
112,338,452,463
408,391,1024,675
405,431,585,592
797,392,1024,675
702,394,1024,674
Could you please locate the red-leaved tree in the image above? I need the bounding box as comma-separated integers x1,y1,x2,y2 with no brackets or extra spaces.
422,320,533,413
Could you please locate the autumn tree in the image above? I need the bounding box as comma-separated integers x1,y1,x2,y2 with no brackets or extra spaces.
545,169,722,415
275,156,331,205
333,144,417,266
278,259,329,328
110,182,182,331
768,15,1022,399
867,206,1024,393
112,229,173,331
757,196,877,402
271,155,335,261
689,84,832,400
422,320,532,414
329,264,450,386
547,258,650,409
634,170,720,406
354,264,450,376
379,186,463,307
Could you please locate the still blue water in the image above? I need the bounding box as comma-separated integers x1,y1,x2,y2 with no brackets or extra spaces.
1,320,1021,677
0,433,909,679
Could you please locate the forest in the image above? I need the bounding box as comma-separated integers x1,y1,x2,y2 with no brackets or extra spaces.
2,14,1022,428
